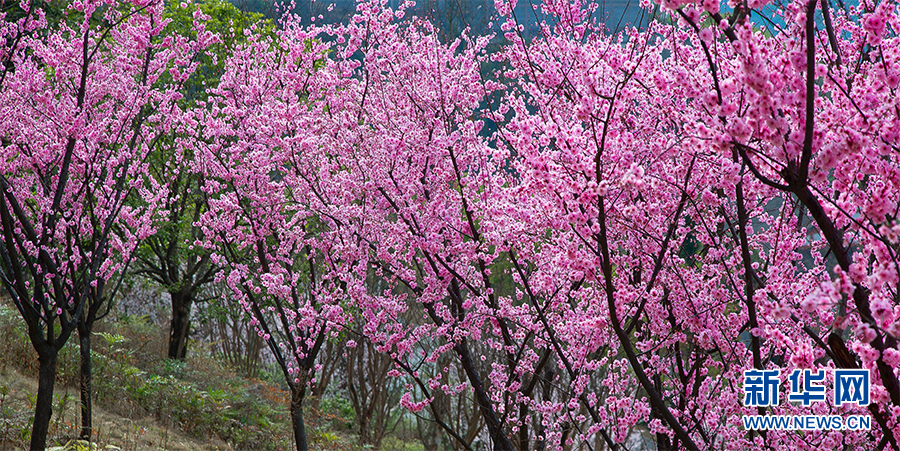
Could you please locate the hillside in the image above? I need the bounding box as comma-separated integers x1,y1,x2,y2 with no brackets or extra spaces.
0,303,371,451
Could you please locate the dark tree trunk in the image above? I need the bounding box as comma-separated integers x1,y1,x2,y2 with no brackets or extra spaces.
168,291,192,360
31,348,58,451
454,340,514,451
358,415,372,447
290,385,309,451
77,321,93,441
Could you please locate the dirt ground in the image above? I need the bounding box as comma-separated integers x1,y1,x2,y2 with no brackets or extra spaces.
0,368,233,451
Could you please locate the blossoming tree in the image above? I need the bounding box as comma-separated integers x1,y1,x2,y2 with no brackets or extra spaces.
191,0,900,447
299,0,900,448
193,18,348,450
3,0,890,449
0,0,205,447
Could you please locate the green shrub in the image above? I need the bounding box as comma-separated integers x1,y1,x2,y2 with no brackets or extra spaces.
319,395,355,431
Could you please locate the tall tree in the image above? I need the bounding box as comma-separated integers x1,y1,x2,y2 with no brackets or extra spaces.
134,0,268,360
671,0,900,445
194,20,342,450
0,1,204,446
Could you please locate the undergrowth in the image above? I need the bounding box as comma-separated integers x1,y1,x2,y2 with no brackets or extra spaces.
0,302,359,450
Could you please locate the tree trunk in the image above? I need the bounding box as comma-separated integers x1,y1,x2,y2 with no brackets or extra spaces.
358,415,372,448
454,340,514,451
77,321,93,441
30,348,58,451
290,384,309,451
168,291,192,360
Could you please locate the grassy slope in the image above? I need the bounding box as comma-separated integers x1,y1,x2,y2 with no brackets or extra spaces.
0,367,232,451
0,302,359,451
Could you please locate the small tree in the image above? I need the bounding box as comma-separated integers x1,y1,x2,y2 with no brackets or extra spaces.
343,314,406,449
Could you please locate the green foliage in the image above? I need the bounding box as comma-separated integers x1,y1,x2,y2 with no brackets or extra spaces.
319,395,355,430
162,0,274,103
256,363,289,388
94,331,128,348
125,374,291,450
311,428,340,443
381,436,426,451
52,391,72,435
0,305,32,374
157,358,187,377
89,319,293,450
0,381,30,446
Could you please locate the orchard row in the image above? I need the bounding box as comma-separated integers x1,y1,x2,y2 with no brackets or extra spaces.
1,0,898,449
